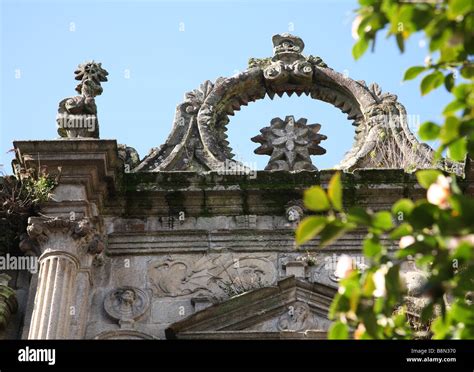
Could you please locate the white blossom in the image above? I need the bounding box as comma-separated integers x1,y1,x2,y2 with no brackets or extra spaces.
427,175,451,209
335,255,354,279
373,266,388,298
399,235,415,249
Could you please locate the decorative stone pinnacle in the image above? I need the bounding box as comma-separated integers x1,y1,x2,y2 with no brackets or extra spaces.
56,61,109,139
272,33,305,59
252,115,327,171
74,61,109,96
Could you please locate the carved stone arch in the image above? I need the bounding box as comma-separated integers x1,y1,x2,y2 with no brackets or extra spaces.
135,34,463,175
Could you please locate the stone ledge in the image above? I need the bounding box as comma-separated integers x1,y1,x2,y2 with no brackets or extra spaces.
106,229,395,255
13,139,122,213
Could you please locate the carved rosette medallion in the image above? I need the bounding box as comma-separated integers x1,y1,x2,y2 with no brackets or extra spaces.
252,115,326,171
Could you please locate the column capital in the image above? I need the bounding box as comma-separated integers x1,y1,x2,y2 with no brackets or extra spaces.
20,217,105,259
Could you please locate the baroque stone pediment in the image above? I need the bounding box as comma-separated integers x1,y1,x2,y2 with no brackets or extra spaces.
133,33,463,175
165,276,336,339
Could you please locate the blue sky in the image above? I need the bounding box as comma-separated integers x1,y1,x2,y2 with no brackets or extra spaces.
0,0,449,173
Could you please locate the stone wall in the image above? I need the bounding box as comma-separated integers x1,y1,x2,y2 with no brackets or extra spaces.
1,140,472,339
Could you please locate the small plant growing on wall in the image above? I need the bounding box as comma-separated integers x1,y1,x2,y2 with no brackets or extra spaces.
0,162,60,256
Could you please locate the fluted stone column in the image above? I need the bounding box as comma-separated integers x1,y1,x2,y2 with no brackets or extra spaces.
24,217,103,339
29,252,79,339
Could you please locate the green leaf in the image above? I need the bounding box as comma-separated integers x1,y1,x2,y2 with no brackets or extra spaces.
453,84,471,100
319,220,352,247
420,71,444,95
447,137,467,161
389,223,413,239
443,100,466,115
348,206,372,225
363,237,382,258
408,203,438,229
392,198,415,217
403,66,426,81
295,216,327,245
444,72,455,92
453,241,474,261
328,172,343,211
396,33,405,53
328,321,349,340
353,36,369,60
303,186,330,211
385,265,402,298
431,316,450,339
460,65,474,79
416,169,442,189
372,211,393,231
448,0,472,18
361,311,380,338
440,116,461,144
419,121,441,140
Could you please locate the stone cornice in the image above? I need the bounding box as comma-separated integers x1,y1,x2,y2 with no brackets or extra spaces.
13,139,122,213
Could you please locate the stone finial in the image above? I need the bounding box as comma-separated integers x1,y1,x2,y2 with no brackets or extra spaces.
272,33,305,60
252,116,327,171
56,61,109,139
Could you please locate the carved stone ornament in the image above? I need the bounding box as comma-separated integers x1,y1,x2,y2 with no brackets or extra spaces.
56,61,108,139
147,254,277,298
285,200,305,222
104,287,150,324
252,115,326,171
20,217,105,257
134,33,463,175
277,302,317,332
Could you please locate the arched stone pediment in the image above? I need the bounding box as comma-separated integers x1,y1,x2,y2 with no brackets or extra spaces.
135,33,462,175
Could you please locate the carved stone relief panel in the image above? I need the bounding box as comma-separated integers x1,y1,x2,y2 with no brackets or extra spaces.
147,253,277,298
247,301,330,333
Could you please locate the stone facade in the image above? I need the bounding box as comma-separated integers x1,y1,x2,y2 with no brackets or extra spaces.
1,34,472,340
